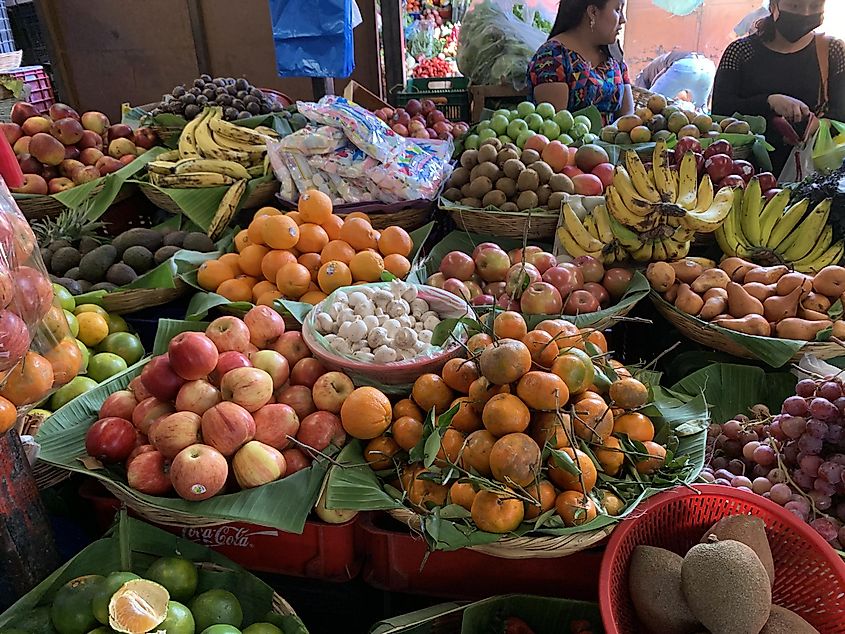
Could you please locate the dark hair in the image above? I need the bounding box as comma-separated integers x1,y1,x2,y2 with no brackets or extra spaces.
549,0,612,38
754,1,776,41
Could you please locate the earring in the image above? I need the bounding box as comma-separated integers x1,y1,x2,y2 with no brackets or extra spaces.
590,18,596,30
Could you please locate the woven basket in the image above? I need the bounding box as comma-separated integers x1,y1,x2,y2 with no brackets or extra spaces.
387,508,613,559
139,178,278,216
15,180,117,221
101,479,235,527
445,206,559,241
98,280,188,315
651,292,845,362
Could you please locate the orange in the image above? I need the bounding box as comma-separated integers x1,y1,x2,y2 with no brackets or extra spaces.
449,396,482,433
298,252,322,282
218,253,242,276
412,373,454,414
489,432,541,487
340,386,392,439
350,250,384,282
403,466,448,510
261,249,297,282
582,328,608,354
609,377,648,409
467,333,493,355
383,254,411,279
393,398,423,421
238,244,270,277
0,395,15,434
555,491,598,527
594,436,624,476
378,226,413,257
521,330,559,368
340,217,378,250
524,480,556,519
197,259,235,291
344,211,371,223
297,223,329,254
636,441,666,474
551,349,595,395
286,211,303,225
0,351,54,406
516,371,569,411
571,394,614,441
450,481,477,511
257,290,283,306
276,262,311,299
45,338,82,386
321,240,356,264
216,278,252,302
235,274,258,288
441,358,480,393
300,290,327,305
317,260,353,294
531,411,572,450
392,415,424,450
263,215,300,250
364,435,400,470
435,427,465,467
547,448,597,493
298,189,333,224
471,489,525,533
322,214,344,240
463,429,496,475
613,412,655,442
247,215,270,245
254,206,281,218
234,229,251,253
252,280,276,302
536,319,583,352
482,393,530,437
478,339,532,386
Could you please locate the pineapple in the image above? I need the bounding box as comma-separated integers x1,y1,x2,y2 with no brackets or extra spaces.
32,206,108,252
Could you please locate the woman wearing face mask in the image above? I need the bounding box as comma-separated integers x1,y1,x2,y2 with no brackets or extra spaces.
527,0,633,123
712,0,844,172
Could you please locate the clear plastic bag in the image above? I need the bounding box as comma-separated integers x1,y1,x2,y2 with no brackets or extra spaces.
275,125,347,155
813,119,845,173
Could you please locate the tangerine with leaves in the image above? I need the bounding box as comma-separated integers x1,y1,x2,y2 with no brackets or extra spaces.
571,394,613,441
321,240,356,264
582,328,608,354
613,412,655,442
350,250,385,282
609,359,633,379
219,253,242,276
441,357,479,393
463,429,496,476
548,447,597,493
482,393,530,436
468,377,510,413
636,441,667,474
298,189,333,224
297,223,329,254
524,479,557,520
0,395,15,434
537,319,583,352
594,436,624,476
449,481,477,511
263,214,300,250
435,428,465,467
551,349,595,395
197,260,235,291
467,333,493,355
402,466,448,510
276,262,311,299
516,371,569,411
471,489,525,533
521,330,559,367
493,311,527,340
238,244,270,278
609,377,648,409
0,351,54,406
393,398,423,422
478,338,532,386
340,386,392,439
412,373,454,414
378,226,413,257
340,217,378,251
392,415,424,450
364,435,400,470
449,396,482,433
384,254,411,278
489,432,541,487
531,411,572,450
555,491,598,527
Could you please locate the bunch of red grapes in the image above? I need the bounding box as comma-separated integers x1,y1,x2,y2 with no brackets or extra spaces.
702,377,845,550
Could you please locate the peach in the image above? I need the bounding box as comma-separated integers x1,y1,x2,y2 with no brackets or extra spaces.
21,116,52,136
10,173,47,195
29,132,66,166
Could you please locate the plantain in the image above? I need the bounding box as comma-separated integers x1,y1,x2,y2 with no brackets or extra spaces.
174,158,251,180
766,198,810,249
624,151,661,203
675,152,699,211
178,108,206,158
147,161,177,175
153,172,236,188
208,179,247,240
208,116,272,145
652,139,677,203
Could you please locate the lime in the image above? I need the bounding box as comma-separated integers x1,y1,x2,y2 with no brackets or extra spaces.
87,353,128,383
52,284,75,311
106,314,128,334
189,589,243,631
86,628,114,634
97,332,144,366
145,557,198,603
74,304,108,317
50,574,105,634
156,601,195,634
200,626,241,634
50,376,98,410
91,571,139,625
76,339,90,374
243,624,282,634
64,310,79,337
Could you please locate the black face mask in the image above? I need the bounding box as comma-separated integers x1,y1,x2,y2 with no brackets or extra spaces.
775,10,823,42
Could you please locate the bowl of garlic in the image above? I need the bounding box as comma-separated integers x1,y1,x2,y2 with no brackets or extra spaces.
302,279,473,389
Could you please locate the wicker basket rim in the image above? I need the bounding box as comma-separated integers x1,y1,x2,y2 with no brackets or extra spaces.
440,202,560,218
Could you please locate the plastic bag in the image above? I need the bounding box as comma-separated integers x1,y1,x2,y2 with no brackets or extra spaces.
457,0,551,90
275,125,346,155
813,119,845,173
369,142,454,202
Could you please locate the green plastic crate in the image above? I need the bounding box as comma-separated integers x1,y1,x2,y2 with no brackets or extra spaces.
396,77,471,123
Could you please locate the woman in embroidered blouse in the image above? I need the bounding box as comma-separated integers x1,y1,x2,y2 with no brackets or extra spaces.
527,0,633,123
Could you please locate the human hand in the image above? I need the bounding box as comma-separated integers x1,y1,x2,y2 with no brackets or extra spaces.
767,94,810,122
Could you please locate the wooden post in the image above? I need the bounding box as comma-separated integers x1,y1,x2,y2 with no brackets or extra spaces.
311,77,335,100
0,430,59,612
380,0,405,103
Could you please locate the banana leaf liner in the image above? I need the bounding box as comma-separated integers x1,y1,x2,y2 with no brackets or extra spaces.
35,318,333,533
0,514,306,632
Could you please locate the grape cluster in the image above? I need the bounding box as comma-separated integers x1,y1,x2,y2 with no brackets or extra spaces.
702,378,845,550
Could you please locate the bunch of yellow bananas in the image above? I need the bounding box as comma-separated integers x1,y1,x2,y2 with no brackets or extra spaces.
715,182,840,273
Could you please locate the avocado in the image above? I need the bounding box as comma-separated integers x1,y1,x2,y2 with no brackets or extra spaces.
78,236,101,255
90,282,118,292
78,244,118,283
122,246,154,274
182,232,215,252
47,239,71,253
106,263,138,287
154,245,180,265
57,278,82,295
65,267,80,280
51,247,82,276
77,280,92,292
163,230,187,247
111,228,163,256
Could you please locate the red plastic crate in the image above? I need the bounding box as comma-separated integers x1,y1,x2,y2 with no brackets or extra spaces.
359,512,603,601
79,480,362,582
2,65,54,114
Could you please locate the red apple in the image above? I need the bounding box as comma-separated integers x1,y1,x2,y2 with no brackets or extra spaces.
603,268,634,300
471,242,502,259
133,127,159,150
201,401,256,457
282,448,312,475
272,331,310,367
591,163,614,189
0,309,31,371
244,305,286,348
18,154,42,175
296,411,346,452
719,175,746,189
210,350,252,384
127,450,172,496
168,331,219,381
81,111,110,134
439,251,475,281
757,172,777,192
48,177,75,194
563,289,601,315
232,440,286,488
10,102,38,126
42,166,58,180
50,118,84,145
542,265,583,297
79,147,104,166
520,281,562,315
85,417,137,464
704,153,734,182
129,376,152,401
505,263,541,297
107,123,133,142
584,282,610,308
507,246,542,265
426,272,445,288
99,389,138,421
763,188,783,202
140,355,186,402
126,443,156,468
0,122,21,145
49,103,80,121
442,278,471,301
527,251,557,274
703,139,732,159
0,268,11,309
95,155,123,175
11,266,53,323
220,367,274,412
275,384,316,420
464,280,483,299
175,380,221,415
572,255,605,284
311,371,354,413
21,116,52,136
472,294,495,306
674,137,702,163
485,281,507,297
170,443,228,501
149,411,202,459
206,316,251,353
475,248,511,283
732,160,755,182
249,349,290,390
78,130,104,150
253,403,300,450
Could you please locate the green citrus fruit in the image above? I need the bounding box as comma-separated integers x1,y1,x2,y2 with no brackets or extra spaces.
74,304,108,317
200,626,241,634
53,284,75,311
145,557,198,603
243,624,282,634
189,589,242,631
97,332,144,366
156,601,195,634
64,310,79,337
106,314,128,334
76,340,90,374
91,571,139,625
50,574,105,634
87,353,128,383
50,376,98,410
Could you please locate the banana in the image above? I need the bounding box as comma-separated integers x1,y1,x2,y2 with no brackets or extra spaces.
212,130,267,154
676,152,698,211
682,186,735,233
208,179,247,240
608,214,646,251
779,199,832,261
254,125,280,138
693,175,714,212
563,203,604,252
153,172,236,188
664,237,691,260
606,187,660,232
651,239,668,261
792,224,833,270
592,204,615,245
157,149,182,162
208,116,272,146
557,226,602,258
584,213,600,241
148,161,177,175
630,240,654,263
612,165,656,215
672,225,696,242
178,108,206,158
652,139,677,203
715,203,753,258
739,177,764,246
624,151,661,203
795,239,845,273
194,107,254,163
247,163,266,178
758,188,791,246
174,158,251,180
766,198,810,249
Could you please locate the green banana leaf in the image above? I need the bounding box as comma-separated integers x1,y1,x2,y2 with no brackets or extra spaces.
183,221,435,320
460,596,601,634
36,319,331,533
651,291,811,367
0,514,307,632
13,149,161,220
409,228,649,329
324,373,709,552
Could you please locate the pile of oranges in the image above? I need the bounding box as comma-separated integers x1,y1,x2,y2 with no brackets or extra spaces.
355,311,669,534
196,189,415,306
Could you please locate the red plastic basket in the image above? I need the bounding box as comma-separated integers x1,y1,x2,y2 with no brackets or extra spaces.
599,484,845,634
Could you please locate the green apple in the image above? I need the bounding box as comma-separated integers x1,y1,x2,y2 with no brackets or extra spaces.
558,133,575,145
541,120,561,139
64,310,79,338
477,120,491,132
489,114,510,136
525,113,544,132
574,115,593,131
464,134,480,150
52,284,75,311
498,135,514,145
493,108,511,119
479,128,498,142
507,119,528,139
554,110,575,132
571,122,590,139
50,376,98,410
515,130,536,149
516,101,536,118
87,352,128,383
535,102,556,120
76,339,90,374
582,133,599,144
97,332,145,366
